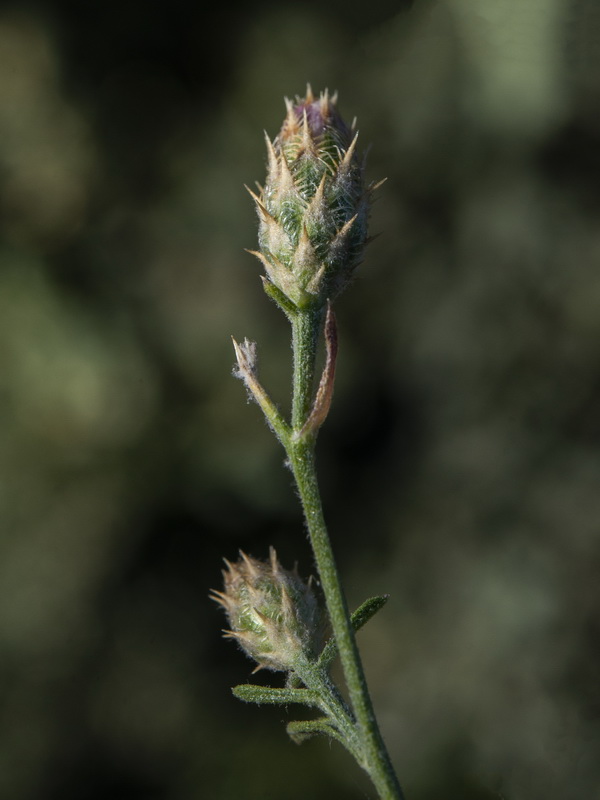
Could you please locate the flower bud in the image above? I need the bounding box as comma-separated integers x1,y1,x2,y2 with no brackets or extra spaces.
247,86,372,310
210,548,323,672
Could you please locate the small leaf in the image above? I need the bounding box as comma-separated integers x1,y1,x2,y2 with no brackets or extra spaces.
350,594,389,631
318,595,389,671
286,717,339,745
286,718,362,761
232,684,320,707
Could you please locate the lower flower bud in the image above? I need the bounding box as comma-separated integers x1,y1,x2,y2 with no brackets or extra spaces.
210,548,323,672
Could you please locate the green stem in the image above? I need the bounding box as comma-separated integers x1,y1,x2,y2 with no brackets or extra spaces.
287,309,405,800
293,657,362,764
291,308,321,430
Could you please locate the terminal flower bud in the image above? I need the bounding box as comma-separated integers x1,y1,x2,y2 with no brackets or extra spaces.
210,548,323,672
247,86,373,310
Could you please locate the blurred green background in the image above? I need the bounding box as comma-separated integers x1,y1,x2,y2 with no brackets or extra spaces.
1,0,599,798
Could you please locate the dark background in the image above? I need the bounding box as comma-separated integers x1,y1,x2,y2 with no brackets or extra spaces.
1,0,599,798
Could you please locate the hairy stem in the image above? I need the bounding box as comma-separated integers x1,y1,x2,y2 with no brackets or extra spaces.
293,657,362,763
287,309,404,800
291,308,322,430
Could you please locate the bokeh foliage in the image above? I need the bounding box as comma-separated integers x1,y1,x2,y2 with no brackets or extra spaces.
1,0,599,798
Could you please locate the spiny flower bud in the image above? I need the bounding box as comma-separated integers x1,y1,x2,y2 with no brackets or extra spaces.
247,85,373,310
210,548,323,672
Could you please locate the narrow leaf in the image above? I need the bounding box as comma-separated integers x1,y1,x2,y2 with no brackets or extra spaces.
318,594,389,671
350,594,389,630
286,718,362,761
286,717,339,745
232,684,320,707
